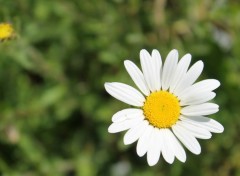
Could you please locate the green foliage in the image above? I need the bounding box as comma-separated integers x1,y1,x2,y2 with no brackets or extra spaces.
0,0,240,175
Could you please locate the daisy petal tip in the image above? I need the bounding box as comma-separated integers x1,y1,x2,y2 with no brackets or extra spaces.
217,124,224,133
192,60,204,71
148,160,158,167
140,49,148,55
108,123,120,133
136,151,144,157
215,80,221,88
147,153,159,166
151,49,160,55
211,121,224,133
220,127,224,133
123,60,131,66
168,48,176,52
123,140,129,145
172,48,178,53
123,136,131,145
196,151,201,155
136,148,145,157
104,83,115,95
198,60,204,67
123,60,131,69
180,53,191,63
104,82,111,89
169,49,178,56
107,125,114,133
165,158,174,164
195,148,201,155
168,159,175,164
179,156,186,163
209,133,213,139
215,104,220,111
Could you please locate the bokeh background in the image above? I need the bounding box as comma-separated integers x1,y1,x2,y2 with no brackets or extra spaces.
0,0,240,175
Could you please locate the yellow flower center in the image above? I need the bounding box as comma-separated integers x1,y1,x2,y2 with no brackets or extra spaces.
0,23,14,40
143,91,180,128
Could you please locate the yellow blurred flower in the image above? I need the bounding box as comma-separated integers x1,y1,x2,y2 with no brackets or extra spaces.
0,23,15,41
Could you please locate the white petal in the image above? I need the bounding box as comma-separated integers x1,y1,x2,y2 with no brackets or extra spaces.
181,103,219,116
140,49,156,92
179,79,220,99
147,128,162,166
151,49,162,91
124,120,149,145
108,115,144,133
104,82,145,107
168,130,186,162
137,125,154,157
112,108,143,123
180,116,224,133
172,124,201,155
177,121,212,139
161,49,179,90
180,92,216,106
170,53,191,93
174,61,204,96
160,129,175,164
124,60,150,96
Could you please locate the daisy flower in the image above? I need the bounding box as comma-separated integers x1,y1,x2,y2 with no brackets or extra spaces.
104,49,224,166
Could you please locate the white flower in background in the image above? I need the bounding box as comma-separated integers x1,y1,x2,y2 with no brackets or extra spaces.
104,49,224,166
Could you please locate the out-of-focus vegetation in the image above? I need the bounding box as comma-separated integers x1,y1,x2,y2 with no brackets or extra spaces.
0,0,239,175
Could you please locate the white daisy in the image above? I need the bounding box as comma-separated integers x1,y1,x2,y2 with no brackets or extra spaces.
104,49,224,166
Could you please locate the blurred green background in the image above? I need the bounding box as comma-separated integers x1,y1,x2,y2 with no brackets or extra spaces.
0,0,239,175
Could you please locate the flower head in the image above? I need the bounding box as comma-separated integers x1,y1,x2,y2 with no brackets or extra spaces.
104,49,224,166
0,23,15,41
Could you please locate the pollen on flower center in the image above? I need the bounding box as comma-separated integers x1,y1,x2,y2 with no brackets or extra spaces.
143,91,180,128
